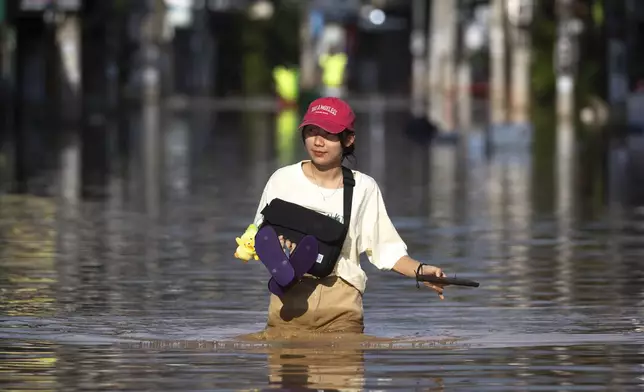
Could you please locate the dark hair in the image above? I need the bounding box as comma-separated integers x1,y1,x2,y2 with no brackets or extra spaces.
338,130,356,164
301,126,356,164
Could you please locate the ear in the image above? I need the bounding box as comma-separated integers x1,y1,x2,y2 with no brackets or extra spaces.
344,133,355,148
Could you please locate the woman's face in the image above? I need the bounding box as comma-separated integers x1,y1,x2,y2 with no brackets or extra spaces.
303,126,354,167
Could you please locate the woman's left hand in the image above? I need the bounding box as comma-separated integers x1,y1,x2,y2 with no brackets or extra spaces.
278,235,297,253
420,265,447,300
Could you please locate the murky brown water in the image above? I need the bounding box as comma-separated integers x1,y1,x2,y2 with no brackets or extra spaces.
1,107,643,391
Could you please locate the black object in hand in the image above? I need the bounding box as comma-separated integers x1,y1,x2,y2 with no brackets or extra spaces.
417,275,480,288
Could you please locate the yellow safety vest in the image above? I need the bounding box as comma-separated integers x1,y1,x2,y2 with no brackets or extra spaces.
276,107,298,166
319,53,347,88
272,66,299,102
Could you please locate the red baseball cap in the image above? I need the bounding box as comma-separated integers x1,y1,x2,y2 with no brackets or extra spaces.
298,97,355,134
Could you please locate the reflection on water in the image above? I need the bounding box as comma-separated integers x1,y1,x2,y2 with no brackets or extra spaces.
1,107,644,391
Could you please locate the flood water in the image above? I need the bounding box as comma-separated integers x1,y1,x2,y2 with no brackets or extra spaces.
1,106,643,391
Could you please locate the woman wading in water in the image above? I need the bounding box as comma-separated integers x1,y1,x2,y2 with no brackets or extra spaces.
250,97,447,335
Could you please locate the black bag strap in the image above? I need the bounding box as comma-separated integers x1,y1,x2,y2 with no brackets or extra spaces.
341,166,355,229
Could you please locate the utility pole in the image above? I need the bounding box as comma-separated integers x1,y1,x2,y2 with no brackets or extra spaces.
0,1,6,82
555,0,579,297
456,40,472,131
457,1,480,132
140,0,166,219
428,0,457,132
428,0,441,125
0,10,11,189
507,0,533,124
410,0,426,118
489,0,507,125
0,1,7,84
604,0,628,123
555,0,579,125
299,0,316,92
56,12,82,204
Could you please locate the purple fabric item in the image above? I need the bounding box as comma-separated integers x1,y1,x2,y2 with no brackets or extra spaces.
267,235,319,297
255,226,295,287
288,235,319,276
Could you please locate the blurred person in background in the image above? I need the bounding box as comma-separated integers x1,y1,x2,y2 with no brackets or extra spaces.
272,62,300,165
318,45,348,98
273,63,299,109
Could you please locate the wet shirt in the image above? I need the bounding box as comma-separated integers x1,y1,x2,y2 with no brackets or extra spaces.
253,161,408,294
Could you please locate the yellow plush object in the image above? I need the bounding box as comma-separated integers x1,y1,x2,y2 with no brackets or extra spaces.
234,224,259,262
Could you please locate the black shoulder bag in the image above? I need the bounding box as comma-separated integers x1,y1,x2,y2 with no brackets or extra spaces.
259,166,355,278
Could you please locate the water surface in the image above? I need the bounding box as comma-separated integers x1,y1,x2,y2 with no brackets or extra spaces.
1,109,643,391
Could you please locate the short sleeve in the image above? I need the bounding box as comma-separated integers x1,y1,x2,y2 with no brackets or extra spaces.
357,183,408,270
253,174,274,227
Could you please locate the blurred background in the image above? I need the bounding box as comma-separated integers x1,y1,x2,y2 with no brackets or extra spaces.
0,0,643,203
0,0,644,204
